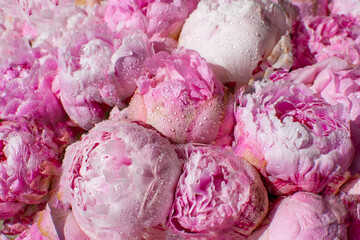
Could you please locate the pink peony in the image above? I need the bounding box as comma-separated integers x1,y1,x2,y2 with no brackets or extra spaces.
249,192,347,240
0,118,68,235
57,14,113,130
271,57,360,174
0,37,65,125
169,144,268,239
179,0,288,86
127,48,235,145
233,81,354,195
292,14,360,68
58,14,152,130
60,119,182,240
275,58,360,120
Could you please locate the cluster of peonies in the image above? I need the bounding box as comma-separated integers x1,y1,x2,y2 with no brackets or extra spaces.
0,0,360,239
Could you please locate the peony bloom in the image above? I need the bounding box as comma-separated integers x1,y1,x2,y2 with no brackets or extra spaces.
104,0,199,40
127,48,235,145
233,81,354,195
271,57,360,174
0,37,65,125
58,12,153,130
57,13,113,130
0,118,68,235
338,177,360,240
292,14,360,68
60,119,183,240
178,0,288,86
169,144,268,239
276,57,360,122
249,192,347,240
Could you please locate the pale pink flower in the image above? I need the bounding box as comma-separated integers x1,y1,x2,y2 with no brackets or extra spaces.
127,48,235,144
234,81,354,195
249,192,347,240
58,14,152,130
60,120,182,240
273,57,360,174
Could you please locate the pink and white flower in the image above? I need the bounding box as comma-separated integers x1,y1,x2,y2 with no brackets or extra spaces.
0,37,65,125
58,14,153,130
60,119,182,240
0,118,68,235
127,48,235,144
292,14,360,68
169,144,268,239
233,81,354,195
271,57,360,174
249,192,347,240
